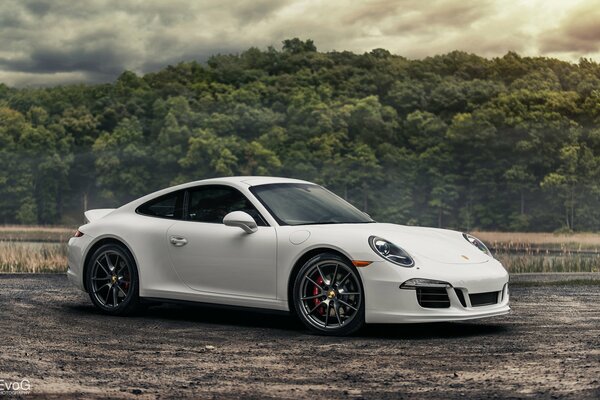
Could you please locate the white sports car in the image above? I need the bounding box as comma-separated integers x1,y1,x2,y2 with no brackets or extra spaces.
67,176,509,335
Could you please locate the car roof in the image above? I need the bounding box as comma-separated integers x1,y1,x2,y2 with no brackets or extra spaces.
118,176,316,214
188,176,313,187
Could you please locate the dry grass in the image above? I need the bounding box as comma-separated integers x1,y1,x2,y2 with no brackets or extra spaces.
0,226,72,273
495,254,600,273
0,242,67,273
1,227,600,274
471,231,600,273
0,225,74,243
472,231,600,251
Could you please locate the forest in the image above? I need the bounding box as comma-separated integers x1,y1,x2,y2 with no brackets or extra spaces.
1,38,600,232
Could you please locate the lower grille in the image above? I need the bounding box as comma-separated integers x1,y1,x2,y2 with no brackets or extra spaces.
469,291,499,307
416,288,450,308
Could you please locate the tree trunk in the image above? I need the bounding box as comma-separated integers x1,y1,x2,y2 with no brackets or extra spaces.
83,192,88,213
520,190,525,215
57,186,63,222
570,186,575,231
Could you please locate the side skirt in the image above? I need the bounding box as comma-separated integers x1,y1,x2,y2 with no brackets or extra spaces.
141,297,292,316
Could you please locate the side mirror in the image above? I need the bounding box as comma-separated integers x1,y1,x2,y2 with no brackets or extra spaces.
223,211,258,234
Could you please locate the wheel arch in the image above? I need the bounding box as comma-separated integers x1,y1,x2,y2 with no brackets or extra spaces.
286,246,355,314
82,235,138,292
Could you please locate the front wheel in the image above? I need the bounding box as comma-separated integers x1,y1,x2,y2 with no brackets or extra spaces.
85,243,141,316
293,253,365,336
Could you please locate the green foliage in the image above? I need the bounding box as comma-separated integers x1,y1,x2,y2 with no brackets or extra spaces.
282,38,317,54
1,39,600,231
92,117,151,203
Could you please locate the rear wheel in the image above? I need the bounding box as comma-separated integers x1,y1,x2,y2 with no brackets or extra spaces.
293,253,365,336
85,243,141,316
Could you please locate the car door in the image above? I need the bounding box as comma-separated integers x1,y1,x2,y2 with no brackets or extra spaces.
134,189,188,292
166,185,277,299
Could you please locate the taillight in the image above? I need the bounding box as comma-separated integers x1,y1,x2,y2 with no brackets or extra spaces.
73,230,84,238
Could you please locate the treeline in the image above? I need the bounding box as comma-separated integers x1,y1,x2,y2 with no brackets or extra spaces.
1,38,600,231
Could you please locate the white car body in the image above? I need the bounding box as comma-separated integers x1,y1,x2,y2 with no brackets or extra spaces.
67,176,509,324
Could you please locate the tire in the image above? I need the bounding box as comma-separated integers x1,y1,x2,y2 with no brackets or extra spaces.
293,253,365,336
85,243,141,316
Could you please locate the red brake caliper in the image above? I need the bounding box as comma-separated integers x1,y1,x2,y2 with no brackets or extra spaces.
312,276,325,315
122,268,130,291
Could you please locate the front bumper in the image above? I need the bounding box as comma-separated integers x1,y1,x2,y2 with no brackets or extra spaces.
360,259,510,324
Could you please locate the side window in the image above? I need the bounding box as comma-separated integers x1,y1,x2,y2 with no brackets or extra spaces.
187,185,267,226
137,191,185,219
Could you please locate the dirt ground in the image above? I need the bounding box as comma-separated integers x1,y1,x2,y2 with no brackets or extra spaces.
0,274,598,399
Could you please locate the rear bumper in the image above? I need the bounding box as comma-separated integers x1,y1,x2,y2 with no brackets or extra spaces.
66,235,93,292
66,265,83,290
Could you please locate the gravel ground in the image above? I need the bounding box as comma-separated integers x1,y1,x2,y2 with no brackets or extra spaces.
0,274,598,399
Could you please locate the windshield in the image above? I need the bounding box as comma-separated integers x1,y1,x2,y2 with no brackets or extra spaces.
250,183,375,226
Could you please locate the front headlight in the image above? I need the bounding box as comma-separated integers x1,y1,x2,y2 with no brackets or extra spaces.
463,233,491,256
368,236,414,267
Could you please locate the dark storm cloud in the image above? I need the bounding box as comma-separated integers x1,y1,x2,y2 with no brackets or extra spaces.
343,0,494,32
0,1,132,80
0,0,597,87
333,0,528,59
0,0,292,86
342,0,404,24
22,0,51,16
0,46,126,75
234,0,290,25
0,7,28,29
539,3,600,54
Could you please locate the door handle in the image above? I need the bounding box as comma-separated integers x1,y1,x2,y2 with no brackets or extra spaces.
169,236,188,247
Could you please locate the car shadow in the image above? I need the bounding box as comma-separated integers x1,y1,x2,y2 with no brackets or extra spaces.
70,302,509,339
360,321,509,339
148,302,305,331
68,302,304,332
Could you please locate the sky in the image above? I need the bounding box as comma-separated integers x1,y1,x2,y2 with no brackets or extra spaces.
1,0,599,87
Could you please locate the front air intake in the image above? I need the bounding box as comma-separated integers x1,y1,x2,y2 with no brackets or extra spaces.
469,291,500,307
416,287,450,308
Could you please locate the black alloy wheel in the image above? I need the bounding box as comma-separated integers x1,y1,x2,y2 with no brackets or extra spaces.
86,243,141,316
293,253,365,336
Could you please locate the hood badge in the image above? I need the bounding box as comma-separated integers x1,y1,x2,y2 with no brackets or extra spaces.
461,255,470,260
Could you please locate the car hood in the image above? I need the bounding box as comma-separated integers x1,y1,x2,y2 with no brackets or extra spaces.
308,223,491,265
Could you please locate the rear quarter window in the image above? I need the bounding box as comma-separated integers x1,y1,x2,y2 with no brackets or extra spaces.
136,191,185,219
